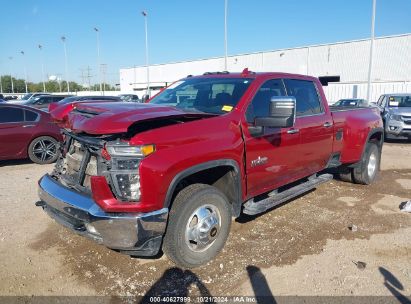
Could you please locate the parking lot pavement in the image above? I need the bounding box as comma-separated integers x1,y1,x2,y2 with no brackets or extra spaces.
0,142,410,298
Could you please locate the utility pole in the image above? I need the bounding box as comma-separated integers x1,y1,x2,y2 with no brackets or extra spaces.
20,51,28,93
94,27,102,93
85,66,92,90
366,0,377,102
224,0,228,71
61,36,70,93
100,64,107,95
38,44,47,92
142,11,150,97
79,68,86,90
8,57,14,93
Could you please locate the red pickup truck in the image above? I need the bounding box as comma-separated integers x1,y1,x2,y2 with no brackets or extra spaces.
36,70,383,268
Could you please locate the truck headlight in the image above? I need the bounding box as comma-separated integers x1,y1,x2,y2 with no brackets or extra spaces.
390,114,402,121
107,143,155,157
105,143,155,202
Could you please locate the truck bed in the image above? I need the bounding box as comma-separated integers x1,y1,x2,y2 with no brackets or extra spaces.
330,106,382,164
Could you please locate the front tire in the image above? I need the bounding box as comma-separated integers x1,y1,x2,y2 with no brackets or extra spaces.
352,142,380,185
28,136,59,164
163,184,231,268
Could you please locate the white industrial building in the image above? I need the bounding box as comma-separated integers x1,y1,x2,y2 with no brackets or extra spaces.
119,33,411,103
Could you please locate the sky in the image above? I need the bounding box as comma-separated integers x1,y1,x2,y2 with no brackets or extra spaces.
0,0,410,86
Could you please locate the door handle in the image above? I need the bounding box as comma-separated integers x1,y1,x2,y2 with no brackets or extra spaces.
323,122,333,128
22,124,35,128
287,128,300,134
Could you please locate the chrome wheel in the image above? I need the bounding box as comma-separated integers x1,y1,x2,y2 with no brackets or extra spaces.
185,204,222,252
367,151,377,178
32,139,57,162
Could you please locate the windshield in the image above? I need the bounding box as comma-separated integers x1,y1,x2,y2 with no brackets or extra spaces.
25,97,42,105
388,96,411,108
150,77,253,114
59,96,80,104
21,94,33,100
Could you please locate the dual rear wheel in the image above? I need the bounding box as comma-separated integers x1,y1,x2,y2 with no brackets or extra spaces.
338,142,380,185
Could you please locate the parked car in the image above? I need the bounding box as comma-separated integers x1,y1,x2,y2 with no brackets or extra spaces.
20,92,51,101
0,104,62,164
376,93,411,140
8,93,52,105
4,95,18,101
37,70,383,268
333,98,368,107
48,95,121,112
25,95,72,110
119,94,141,102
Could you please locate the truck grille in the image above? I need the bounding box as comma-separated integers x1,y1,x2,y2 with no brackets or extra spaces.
53,133,103,192
403,115,411,125
64,141,98,189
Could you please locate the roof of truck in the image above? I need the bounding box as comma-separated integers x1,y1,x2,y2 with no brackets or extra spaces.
189,69,319,81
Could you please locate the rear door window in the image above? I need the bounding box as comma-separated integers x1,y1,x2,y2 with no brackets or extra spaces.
25,110,39,122
0,107,24,123
284,79,323,116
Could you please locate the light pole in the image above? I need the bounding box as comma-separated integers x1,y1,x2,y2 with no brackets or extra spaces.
8,57,14,93
142,11,150,97
20,51,28,93
38,44,46,92
366,0,377,102
94,27,102,93
61,36,70,93
224,0,228,71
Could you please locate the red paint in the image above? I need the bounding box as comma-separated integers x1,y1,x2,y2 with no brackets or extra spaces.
50,72,383,213
90,176,156,213
0,104,63,161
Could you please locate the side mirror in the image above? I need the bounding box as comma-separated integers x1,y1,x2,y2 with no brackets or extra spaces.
254,96,296,128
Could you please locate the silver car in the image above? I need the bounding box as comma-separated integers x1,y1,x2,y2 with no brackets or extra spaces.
377,94,411,139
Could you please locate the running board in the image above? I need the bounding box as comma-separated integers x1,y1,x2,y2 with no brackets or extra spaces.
243,173,333,216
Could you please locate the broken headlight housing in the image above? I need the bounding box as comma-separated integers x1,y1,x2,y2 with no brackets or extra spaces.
106,143,155,202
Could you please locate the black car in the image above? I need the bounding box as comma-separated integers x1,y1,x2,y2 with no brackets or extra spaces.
26,95,72,110
57,95,121,105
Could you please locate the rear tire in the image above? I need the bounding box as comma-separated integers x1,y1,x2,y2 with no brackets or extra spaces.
338,168,353,183
352,142,380,185
28,136,59,164
163,183,231,268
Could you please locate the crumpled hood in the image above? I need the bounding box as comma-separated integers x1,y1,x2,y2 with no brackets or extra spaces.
51,101,210,134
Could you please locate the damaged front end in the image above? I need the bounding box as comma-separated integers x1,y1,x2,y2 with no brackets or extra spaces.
37,129,168,256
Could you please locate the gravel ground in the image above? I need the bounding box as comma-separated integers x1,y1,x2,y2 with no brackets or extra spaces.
0,142,410,300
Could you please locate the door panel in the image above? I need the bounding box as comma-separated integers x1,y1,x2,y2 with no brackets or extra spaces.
244,126,302,197
296,115,334,175
0,107,35,160
284,79,333,175
243,78,304,197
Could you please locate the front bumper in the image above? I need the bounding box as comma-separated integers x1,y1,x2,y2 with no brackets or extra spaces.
37,174,168,256
385,119,411,137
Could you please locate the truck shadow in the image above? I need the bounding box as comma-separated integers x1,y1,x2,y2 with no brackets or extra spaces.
0,159,33,167
140,267,213,303
379,267,411,304
247,265,276,304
